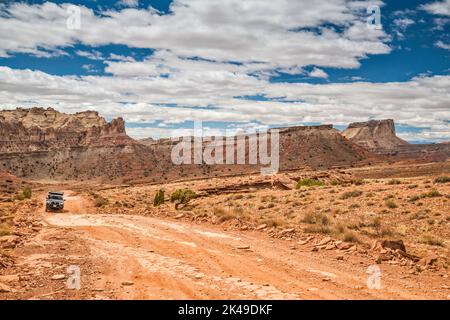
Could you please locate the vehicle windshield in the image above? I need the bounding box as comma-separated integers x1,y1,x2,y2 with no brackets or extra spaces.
49,195,63,200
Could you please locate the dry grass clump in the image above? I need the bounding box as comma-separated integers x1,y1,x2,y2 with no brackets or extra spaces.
385,200,398,209
409,189,442,202
15,186,32,201
90,192,109,207
302,212,330,225
301,212,359,242
213,207,236,223
340,190,363,200
434,176,450,184
0,225,12,236
262,217,286,228
0,208,14,236
213,206,252,224
419,235,445,247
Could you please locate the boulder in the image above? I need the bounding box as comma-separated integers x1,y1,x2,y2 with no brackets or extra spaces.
371,239,406,253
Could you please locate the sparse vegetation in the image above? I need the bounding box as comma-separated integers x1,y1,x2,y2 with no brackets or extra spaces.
0,225,12,236
296,178,324,188
420,235,445,247
385,200,398,209
153,189,165,207
15,186,32,201
409,189,442,202
434,176,450,184
213,207,236,223
92,192,109,207
301,212,330,225
351,179,365,186
387,179,401,185
342,231,359,243
340,190,363,200
170,188,197,210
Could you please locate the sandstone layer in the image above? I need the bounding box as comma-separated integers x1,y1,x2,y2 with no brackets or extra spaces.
0,107,376,182
343,119,450,162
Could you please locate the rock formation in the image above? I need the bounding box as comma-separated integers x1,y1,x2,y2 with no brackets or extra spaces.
342,119,409,151
0,107,157,181
343,119,450,162
0,107,377,183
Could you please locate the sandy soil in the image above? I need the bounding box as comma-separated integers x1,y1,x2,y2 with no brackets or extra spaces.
1,190,448,300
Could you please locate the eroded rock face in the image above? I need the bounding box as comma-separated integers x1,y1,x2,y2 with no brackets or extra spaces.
0,107,131,153
342,119,450,162
342,119,409,151
0,107,156,181
0,107,375,182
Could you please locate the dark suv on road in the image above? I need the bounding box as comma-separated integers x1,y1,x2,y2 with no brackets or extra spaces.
46,192,64,212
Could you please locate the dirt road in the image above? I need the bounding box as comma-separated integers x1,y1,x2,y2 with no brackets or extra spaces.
2,192,448,299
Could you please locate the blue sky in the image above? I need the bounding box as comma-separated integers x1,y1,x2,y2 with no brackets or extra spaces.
0,0,449,142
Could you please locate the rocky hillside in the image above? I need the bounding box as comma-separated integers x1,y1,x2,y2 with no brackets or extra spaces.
342,119,409,151
0,108,157,181
0,107,376,183
0,107,131,152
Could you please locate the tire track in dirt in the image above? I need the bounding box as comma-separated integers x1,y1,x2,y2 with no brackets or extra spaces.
42,194,446,300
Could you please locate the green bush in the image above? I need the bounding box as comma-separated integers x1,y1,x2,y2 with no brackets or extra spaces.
170,189,197,209
153,189,165,207
22,187,32,199
296,178,324,188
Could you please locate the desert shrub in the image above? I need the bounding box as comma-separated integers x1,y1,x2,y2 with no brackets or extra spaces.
422,190,442,198
16,186,32,201
385,200,398,209
22,187,32,199
213,207,235,223
266,202,275,209
410,190,442,202
153,189,165,207
296,178,324,188
420,235,444,247
434,176,450,184
94,195,108,207
340,190,363,200
170,188,197,209
263,218,286,228
352,179,365,186
343,231,359,243
302,212,330,225
304,225,333,235
0,225,12,236
261,195,276,203
386,179,401,185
